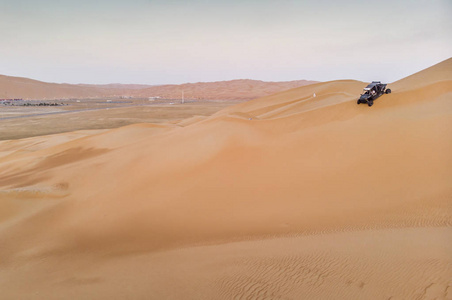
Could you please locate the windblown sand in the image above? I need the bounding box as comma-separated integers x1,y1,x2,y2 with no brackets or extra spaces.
0,58,451,299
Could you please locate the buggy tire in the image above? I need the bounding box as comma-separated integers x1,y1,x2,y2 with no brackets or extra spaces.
357,99,360,104
385,88,391,94
368,101,373,107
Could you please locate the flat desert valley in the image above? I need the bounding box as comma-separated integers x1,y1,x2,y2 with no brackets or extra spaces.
0,58,451,299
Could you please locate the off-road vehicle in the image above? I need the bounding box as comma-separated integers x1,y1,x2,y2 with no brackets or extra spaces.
357,81,391,106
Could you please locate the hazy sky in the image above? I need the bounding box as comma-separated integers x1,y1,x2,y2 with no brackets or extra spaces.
0,0,451,84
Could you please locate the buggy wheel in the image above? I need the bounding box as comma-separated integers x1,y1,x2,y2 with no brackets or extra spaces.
368,101,373,107
357,99,360,104
385,88,391,94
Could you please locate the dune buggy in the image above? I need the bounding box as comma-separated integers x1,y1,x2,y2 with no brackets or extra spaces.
357,81,391,106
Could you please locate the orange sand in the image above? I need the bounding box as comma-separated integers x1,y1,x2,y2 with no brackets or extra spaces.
0,58,451,299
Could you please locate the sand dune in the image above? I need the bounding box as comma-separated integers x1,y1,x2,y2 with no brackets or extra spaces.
0,75,316,100
0,58,451,299
0,75,111,100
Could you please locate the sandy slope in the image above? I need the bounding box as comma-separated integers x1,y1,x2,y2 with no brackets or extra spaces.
0,58,451,299
0,75,316,100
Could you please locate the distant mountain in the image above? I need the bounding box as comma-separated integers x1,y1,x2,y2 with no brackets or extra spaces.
0,75,111,100
0,75,318,100
77,83,157,90
130,79,318,100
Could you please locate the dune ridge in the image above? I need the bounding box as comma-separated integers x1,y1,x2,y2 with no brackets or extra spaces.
0,58,451,299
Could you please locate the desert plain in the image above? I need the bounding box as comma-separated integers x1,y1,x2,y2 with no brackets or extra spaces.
0,58,451,299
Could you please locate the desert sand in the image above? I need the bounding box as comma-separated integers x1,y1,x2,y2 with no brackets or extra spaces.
0,58,451,299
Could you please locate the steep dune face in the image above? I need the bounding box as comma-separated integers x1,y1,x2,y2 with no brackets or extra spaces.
391,57,452,91
0,59,451,299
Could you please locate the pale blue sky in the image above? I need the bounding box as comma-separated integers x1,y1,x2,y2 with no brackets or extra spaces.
0,0,450,84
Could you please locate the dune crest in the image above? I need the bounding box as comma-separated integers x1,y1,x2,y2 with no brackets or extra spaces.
0,58,451,299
